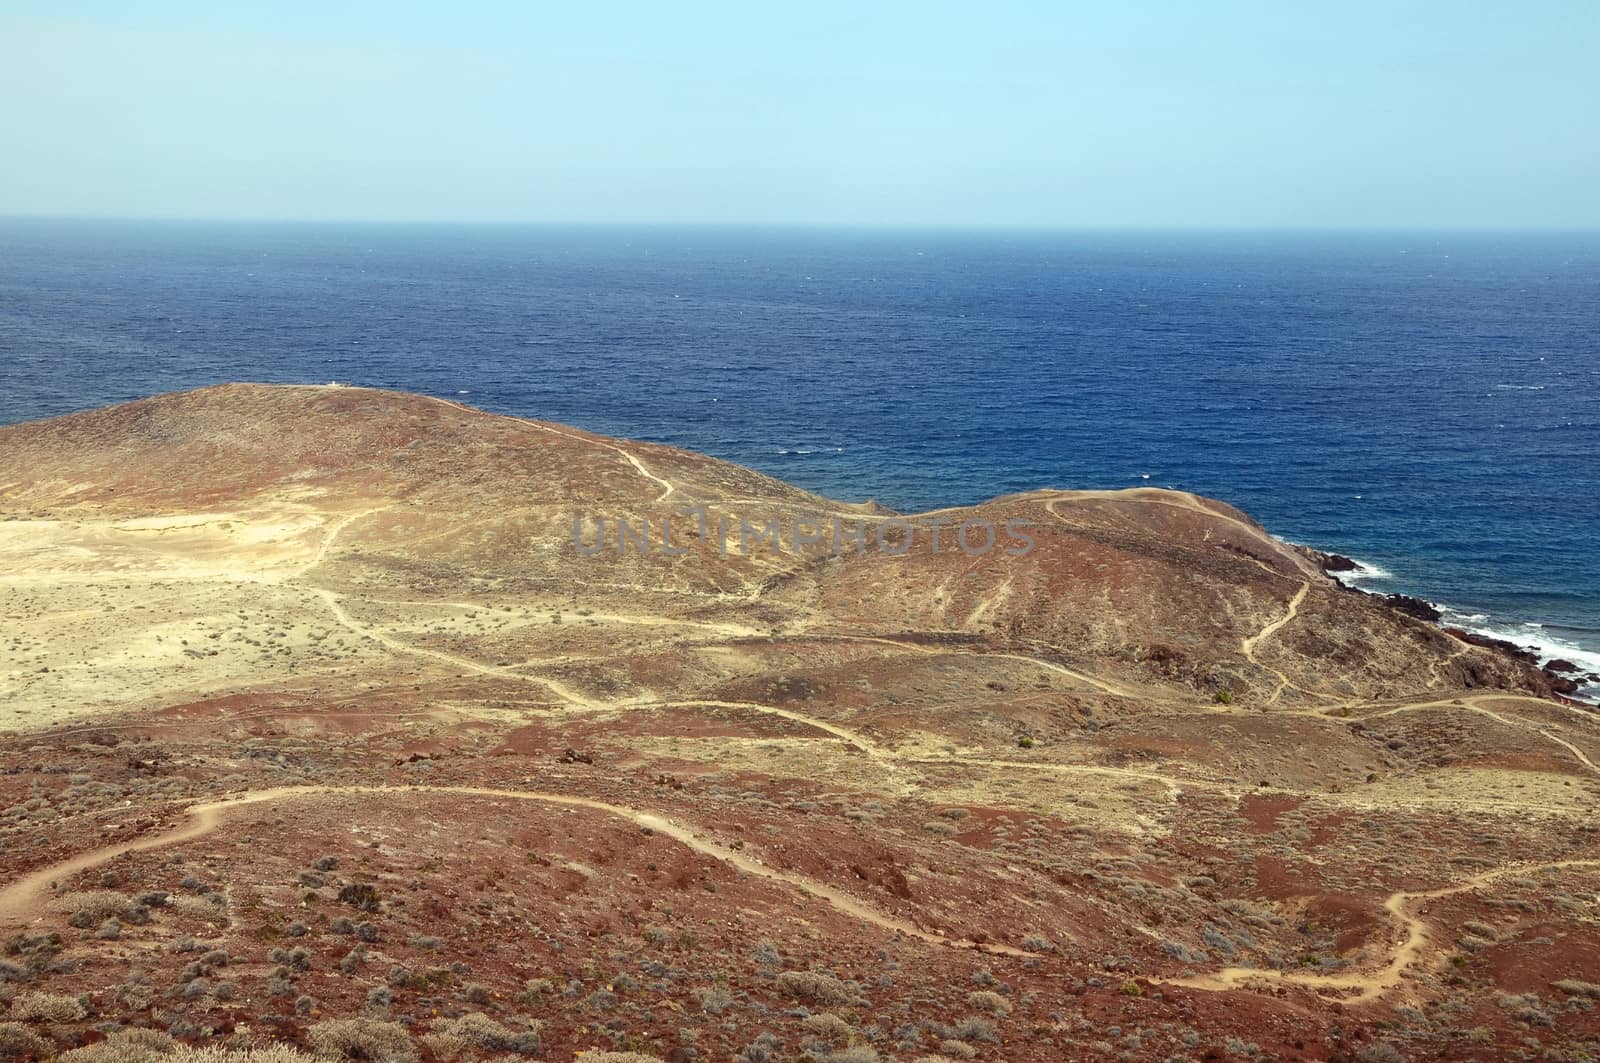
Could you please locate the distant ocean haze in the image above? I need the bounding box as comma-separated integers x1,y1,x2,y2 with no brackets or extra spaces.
1,220,1596,695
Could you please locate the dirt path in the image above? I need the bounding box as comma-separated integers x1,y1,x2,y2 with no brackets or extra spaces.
1045,491,1323,580
1237,581,1334,704
813,633,1132,699
310,588,598,707
1163,856,1600,1003
1341,694,1600,779
906,756,1184,801
0,784,1033,957
422,395,676,504
287,503,397,581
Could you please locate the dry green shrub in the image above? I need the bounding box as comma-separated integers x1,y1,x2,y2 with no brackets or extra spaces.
823,1049,877,1063
937,1042,977,1060
1354,1043,1405,1063
59,1028,178,1062
421,1012,540,1058
52,891,133,927
1498,993,1553,1027
0,1022,51,1060
1553,979,1600,998
516,978,554,1004
965,989,1009,1015
775,970,854,1005
307,1018,417,1063
801,1013,853,1043
170,1049,313,1063
10,989,88,1022
171,896,229,924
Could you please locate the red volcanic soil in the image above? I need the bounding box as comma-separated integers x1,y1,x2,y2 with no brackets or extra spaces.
1,386,1597,1062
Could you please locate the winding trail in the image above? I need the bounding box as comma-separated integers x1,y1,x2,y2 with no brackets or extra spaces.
423,395,676,504
1237,581,1335,704
1162,857,1600,1003
811,633,1132,699
0,784,1032,957
1044,491,1323,580
1343,694,1600,779
310,588,597,707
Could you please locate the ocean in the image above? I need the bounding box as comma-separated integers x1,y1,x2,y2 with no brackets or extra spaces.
2,220,1597,697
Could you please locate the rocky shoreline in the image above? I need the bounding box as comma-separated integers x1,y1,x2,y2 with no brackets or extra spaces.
1302,547,1599,702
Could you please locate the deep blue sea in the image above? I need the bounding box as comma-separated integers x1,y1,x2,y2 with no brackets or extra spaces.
2,220,1597,694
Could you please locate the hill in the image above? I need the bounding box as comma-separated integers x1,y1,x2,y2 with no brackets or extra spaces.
1,384,1596,1062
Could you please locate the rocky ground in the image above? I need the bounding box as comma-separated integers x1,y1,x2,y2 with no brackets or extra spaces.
0,384,1596,1062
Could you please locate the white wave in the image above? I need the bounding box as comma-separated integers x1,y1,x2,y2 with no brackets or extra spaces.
1339,558,1394,583
1493,384,1546,391
1456,621,1600,680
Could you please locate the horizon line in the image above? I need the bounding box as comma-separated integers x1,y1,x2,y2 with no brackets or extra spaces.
2,213,1599,235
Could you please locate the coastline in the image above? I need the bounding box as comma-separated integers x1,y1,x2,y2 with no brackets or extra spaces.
1310,549,1600,705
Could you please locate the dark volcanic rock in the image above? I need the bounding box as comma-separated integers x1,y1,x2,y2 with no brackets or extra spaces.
1381,594,1441,623
1545,658,1579,674
1321,553,1359,573
1543,670,1581,695
1444,627,1541,665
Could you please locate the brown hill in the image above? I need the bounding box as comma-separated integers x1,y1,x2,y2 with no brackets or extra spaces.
0,384,1595,1062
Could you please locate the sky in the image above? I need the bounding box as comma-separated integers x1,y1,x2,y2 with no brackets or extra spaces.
1,2,1596,227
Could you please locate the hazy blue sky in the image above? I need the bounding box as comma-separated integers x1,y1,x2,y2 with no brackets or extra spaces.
2,2,1595,227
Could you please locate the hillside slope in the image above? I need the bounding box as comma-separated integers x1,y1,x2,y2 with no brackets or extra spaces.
0,384,1595,1062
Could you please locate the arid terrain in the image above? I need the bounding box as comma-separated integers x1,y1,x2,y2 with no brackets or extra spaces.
1,384,1596,1063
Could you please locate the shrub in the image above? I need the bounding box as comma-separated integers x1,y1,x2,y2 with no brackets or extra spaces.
802,1013,853,1043
952,1017,997,1043
825,1049,878,1063
1498,993,1553,1027
307,1018,417,1063
64,1044,318,1063
516,977,554,1004
170,896,228,924
573,1055,660,1063
776,970,854,1005
1161,941,1208,964
1355,1043,1406,1063
58,1028,178,1061
422,1012,540,1058
1553,979,1600,998
0,1023,50,1060
695,987,733,1015
10,989,88,1021
938,1043,977,1061
337,883,381,911
965,990,1009,1015
54,890,133,928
